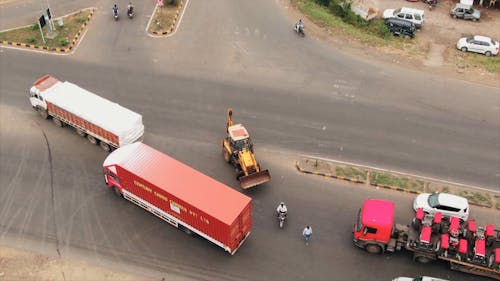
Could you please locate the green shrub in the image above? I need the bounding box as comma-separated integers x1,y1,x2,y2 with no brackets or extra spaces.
31,23,39,30
366,19,391,39
76,17,86,23
315,0,331,6
167,0,179,6
27,36,36,43
58,38,68,46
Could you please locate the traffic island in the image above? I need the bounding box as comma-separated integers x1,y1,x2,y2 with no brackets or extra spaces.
296,157,500,210
148,0,185,36
0,8,94,53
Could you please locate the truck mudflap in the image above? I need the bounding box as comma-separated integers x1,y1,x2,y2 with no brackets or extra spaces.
239,169,271,189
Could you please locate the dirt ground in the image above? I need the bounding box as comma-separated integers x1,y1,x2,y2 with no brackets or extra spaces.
280,0,500,87
0,247,155,281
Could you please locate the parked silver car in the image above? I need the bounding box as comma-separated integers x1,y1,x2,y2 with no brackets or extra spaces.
450,3,480,21
457,35,499,57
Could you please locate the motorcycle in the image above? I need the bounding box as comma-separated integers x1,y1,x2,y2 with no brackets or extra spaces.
422,0,437,10
127,7,135,19
277,212,287,229
294,24,305,37
113,10,119,21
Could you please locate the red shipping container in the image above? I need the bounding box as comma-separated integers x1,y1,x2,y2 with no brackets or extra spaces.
103,143,252,255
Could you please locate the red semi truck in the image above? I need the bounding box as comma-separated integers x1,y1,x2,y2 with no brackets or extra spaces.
29,75,144,151
353,199,500,280
103,142,252,255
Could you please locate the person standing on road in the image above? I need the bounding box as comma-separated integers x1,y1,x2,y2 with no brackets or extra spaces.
303,225,312,245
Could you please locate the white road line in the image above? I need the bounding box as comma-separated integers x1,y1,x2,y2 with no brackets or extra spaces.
301,154,500,195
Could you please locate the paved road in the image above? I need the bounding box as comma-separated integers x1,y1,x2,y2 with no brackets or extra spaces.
0,0,499,280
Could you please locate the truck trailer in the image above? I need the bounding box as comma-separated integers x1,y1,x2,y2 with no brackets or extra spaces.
29,75,144,151
103,142,252,255
353,199,500,280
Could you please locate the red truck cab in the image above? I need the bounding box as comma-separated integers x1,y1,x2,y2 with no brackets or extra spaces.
353,199,395,253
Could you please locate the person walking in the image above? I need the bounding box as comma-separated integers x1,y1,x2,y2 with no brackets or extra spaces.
303,225,312,245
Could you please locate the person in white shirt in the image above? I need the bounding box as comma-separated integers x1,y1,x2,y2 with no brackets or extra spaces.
303,225,312,245
276,202,288,216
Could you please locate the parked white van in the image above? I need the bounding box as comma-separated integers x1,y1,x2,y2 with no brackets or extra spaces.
383,7,425,28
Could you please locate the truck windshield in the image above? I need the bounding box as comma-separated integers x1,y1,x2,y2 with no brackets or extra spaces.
428,193,440,208
356,208,362,231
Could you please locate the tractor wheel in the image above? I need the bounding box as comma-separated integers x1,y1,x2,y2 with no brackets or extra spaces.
365,244,382,254
415,256,431,264
223,149,231,163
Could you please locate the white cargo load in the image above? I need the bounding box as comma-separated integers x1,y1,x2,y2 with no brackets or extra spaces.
30,76,144,147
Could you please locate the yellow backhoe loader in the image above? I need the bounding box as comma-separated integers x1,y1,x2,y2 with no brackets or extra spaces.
222,108,271,189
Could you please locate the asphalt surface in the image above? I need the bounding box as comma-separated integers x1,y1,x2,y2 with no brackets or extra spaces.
0,0,499,280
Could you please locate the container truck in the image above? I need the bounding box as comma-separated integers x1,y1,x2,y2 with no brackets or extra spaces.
29,75,144,151
353,199,500,280
102,142,252,255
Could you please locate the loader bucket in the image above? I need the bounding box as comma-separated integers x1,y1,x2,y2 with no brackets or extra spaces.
239,169,271,189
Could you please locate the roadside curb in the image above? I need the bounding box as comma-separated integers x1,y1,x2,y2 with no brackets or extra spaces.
149,0,185,36
295,160,365,184
0,8,94,54
295,157,499,210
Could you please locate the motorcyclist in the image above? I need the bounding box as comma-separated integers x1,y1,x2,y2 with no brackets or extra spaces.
127,2,134,15
112,4,119,16
276,202,288,217
296,19,304,33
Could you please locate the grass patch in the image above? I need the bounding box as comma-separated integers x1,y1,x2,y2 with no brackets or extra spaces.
335,166,367,180
291,0,426,55
370,172,424,192
466,53,500,73
148,3,180,33
458,190,492,208
0,9,91,48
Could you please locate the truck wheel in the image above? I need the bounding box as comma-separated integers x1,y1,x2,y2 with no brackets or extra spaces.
113,187,122,198
223,149,231,163
415,256,431,264
365,244,382,254
100,142,111,152
87,135,98,145
76,128,86,137
38,108,48,119
181,225,193,236
52,118,64,127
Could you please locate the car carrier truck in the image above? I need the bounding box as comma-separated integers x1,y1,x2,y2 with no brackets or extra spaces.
29,75,144,151
353,199,499,280
103,142,252,255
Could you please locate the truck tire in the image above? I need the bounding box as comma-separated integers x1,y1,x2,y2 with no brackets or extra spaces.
100,142,111,152
38,108,48,119
52,117,64,127
365,244,382,254
181,225,194,236
75,128,86,137
87,135,98,145
415,256,431,264
113,187,122,198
